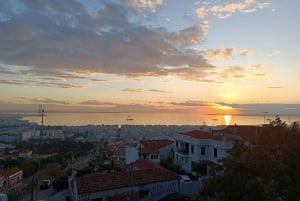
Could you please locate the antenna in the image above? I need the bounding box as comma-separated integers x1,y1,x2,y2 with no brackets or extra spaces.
263,112,268,125
38,104,44,131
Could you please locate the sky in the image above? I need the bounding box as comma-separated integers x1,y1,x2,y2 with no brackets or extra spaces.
0,0,300,115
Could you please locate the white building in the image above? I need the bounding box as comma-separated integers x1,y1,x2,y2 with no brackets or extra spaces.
70,161,180,201
125,139,173,164
18,150,32,159
174,130,232,176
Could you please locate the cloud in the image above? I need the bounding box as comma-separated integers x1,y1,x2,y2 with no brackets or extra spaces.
79,100,116,106
196,0,271,20
267,86,282,89
168,101,210,107
0,79,29,86
222,103,300,116
148,89,170,93
0,78,91,89
122,88,144,93
210,0,271,19
217,65,268,79
203,48,236,60
0,1,213,83
198,79,223,84
196,7,208,20
90,78,108,82
219,66,246,79
29,98,69,105
240,49,252,56
274,49,281,55
126,0,163,11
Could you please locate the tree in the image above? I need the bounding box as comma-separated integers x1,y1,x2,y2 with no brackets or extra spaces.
197,117,300,201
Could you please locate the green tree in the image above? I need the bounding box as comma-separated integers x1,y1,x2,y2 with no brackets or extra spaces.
197,117,300,201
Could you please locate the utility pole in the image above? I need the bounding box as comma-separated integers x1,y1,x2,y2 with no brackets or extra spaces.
263,112,268,125
36,105,44,201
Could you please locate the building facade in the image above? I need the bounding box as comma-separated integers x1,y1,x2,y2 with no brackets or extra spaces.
174,130,232,176
0,168,23,192
70,165,180,201
126,139,173,164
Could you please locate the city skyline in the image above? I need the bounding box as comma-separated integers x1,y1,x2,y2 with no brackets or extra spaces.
0,0,300,115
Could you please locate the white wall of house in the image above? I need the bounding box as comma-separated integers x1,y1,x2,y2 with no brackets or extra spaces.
75,179,179,201
174,134,232,174
126,142,174,164
125,146,139,164
159,143,173,160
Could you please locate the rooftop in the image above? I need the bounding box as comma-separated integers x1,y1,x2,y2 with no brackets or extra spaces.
140,139,173,154
181,130,223,141
132,159,163,170
221,125,262,144
1,167,22,177
76,166,179,194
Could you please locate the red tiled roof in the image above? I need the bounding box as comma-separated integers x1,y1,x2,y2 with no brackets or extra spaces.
76,168,179,194
1,167,22,177
222,125,262,144
182,130,223,141
140,139,173,154
133,160,162,170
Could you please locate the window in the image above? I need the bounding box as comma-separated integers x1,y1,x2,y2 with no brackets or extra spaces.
191,145,194,154
214,148,218,158
201,147,206,155
176,141,178,147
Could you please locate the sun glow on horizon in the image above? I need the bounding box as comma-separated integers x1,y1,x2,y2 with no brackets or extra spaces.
224,115,232,125
212,103,233,111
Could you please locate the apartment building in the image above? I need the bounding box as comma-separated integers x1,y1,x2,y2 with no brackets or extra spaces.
174,130,232,176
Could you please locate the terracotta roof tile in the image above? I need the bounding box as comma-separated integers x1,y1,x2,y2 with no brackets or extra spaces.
222,125,262,144
182,130,223,141
140,139,173,154
76,167,179,194
1,167,22,177
132,160,162,170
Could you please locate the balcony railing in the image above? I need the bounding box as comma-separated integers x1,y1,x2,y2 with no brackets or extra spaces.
176,148,189,155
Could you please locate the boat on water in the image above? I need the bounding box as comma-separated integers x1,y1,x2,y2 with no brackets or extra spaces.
127,115,134,121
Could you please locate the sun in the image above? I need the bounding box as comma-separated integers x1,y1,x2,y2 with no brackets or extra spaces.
224,115,232,125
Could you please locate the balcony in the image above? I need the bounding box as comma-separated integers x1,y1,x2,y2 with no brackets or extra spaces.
176,148,189,155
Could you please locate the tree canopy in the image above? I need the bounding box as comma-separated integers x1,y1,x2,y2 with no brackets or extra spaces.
197,116,300,201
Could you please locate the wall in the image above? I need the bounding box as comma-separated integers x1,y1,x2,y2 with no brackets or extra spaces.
159,143,173,160
77,179,179,201
125,147,139,164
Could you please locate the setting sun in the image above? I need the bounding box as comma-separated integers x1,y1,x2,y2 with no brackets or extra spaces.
224,115,232,125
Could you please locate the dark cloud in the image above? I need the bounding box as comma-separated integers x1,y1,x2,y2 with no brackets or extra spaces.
79,100,116,105
28,98,69,105
169,101,210,107
121,88,144,93
148,89,170,93
220,103,300,116
267,86,282,89
0,78,90,88
0,1,213,82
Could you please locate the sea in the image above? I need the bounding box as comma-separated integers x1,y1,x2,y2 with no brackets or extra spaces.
21,112,300,127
